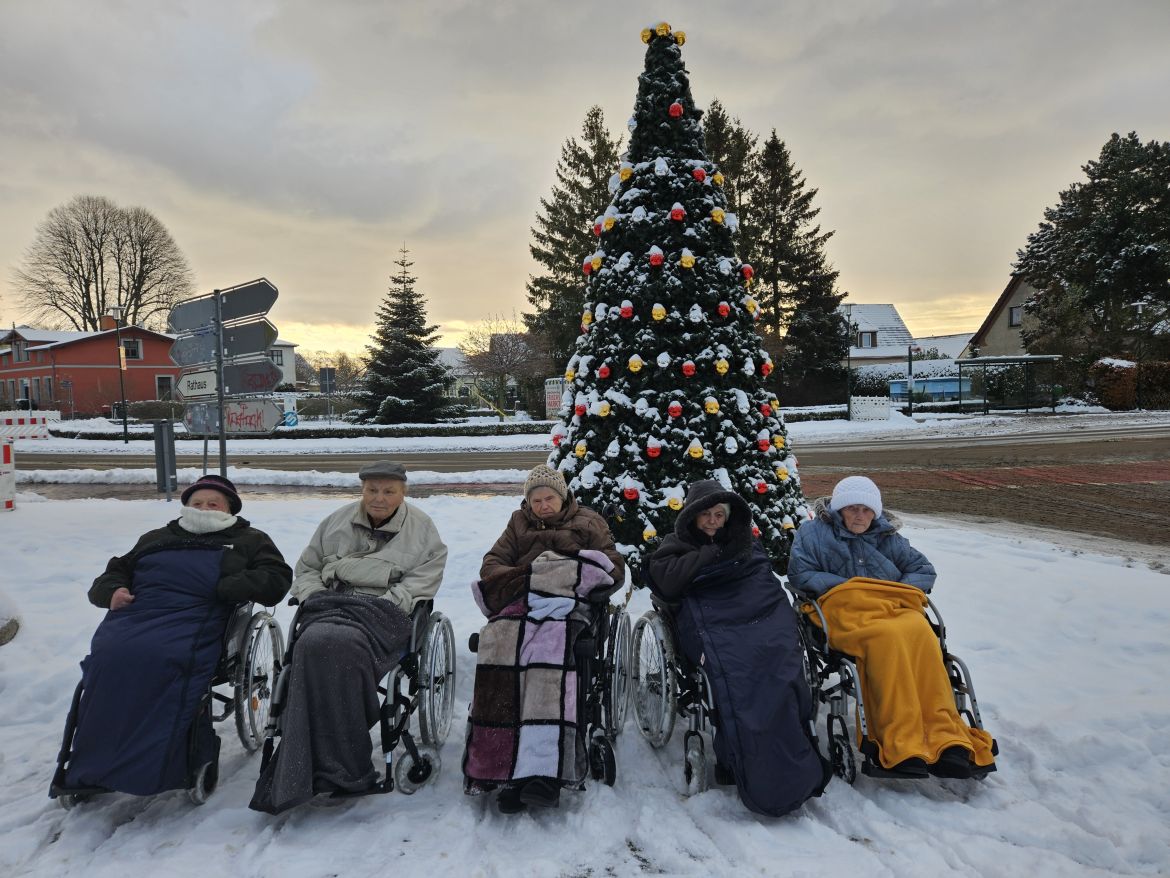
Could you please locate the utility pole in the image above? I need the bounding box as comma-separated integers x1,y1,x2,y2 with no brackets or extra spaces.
109,305,129,444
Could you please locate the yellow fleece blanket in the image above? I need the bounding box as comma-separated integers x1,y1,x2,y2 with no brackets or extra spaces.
813,578,995,770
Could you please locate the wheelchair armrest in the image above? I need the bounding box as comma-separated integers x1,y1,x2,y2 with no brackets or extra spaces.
468,632,479,653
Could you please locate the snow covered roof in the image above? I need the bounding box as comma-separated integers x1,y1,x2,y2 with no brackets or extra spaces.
837,304,915,358
4,327,98,346
437,346,470,373
913,333,975,358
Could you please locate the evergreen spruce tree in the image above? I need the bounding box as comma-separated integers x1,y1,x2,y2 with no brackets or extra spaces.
748,130,848,402
548,23,810,578
525,106,623,367
1015,132,1170,359
360,246,455,423
703,99,759,264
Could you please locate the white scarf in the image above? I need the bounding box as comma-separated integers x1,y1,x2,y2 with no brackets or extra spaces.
178,506,238,534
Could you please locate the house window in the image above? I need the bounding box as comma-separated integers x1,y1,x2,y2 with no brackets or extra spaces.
458,385,471,398
122,339,143,360
857,331,878,348
45,377,53,405
157,375,174,400
13,339,28,362
7,380,15,403
1008,306,1023,327
33,377,42,403
269,349,284,366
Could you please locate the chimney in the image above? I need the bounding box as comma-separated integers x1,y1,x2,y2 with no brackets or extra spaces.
99,314,117,331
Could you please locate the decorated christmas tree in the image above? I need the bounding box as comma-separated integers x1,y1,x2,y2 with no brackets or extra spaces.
548,22,810,579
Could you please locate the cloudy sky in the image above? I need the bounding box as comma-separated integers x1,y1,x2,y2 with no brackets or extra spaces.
2,0,1167,355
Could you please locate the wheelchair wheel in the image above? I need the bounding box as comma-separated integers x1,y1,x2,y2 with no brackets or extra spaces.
418,613,456,747
631,611,677,749
234,611,283,753
57,793,89,811
684,730,710,796
394,745,441,795
589,732,618,786
827,714,857,785
187,760,218,805
604,609,632,738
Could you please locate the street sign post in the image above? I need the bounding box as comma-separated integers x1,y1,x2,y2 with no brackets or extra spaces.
177,358,282,401
175,369,218,401
167,278,279,333
184,399,285,435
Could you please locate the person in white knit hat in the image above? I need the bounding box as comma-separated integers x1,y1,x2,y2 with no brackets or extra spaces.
788,475,997,782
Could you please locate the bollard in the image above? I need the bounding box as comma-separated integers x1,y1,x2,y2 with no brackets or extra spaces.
153,420,178,500
1,439,14,510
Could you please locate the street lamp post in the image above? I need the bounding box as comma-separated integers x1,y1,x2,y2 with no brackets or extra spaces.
109,305,129,444
907,344,922,417
1130,301,1146,411
844,304,854,420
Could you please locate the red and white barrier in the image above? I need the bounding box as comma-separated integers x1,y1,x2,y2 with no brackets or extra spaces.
0,440,14,511
0,413,50,439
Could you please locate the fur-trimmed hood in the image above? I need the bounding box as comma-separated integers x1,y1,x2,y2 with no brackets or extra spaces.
674,479,754,560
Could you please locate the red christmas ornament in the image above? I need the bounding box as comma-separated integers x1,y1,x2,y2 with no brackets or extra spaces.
623,487,640,501
755,481,768,494
760,404,772,417
761,361,773,377
742,264,755,281
670,206,685,221
752,524,761,537
575,404,586,417
620,304,634,318
649,251,664,267
582,259,592,275
717,302,730,317
757,439,770,452
668,101,683,118
668,402,683,418
646,444,661,459
681,361,696,377
580,323,589,333
552,434,561,446
692,167,706,182
598,365,611,379
593,222,601,236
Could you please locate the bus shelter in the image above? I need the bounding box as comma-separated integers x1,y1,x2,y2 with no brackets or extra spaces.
957,355,1063,414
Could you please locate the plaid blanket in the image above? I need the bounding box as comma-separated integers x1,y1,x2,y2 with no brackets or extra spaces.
462,549,615,792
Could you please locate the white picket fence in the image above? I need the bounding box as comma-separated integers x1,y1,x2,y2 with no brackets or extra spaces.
849,396,892,421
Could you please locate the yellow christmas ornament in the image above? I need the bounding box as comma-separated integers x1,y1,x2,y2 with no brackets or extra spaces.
704,397,719,415
711,208,725,224
687,440,704,459
675,31,686,45
591,255,603,271
680,251,695,268
565,368,576,381
581,311,592,326
642,526,657,541
575,441,587,458
619,166,633,181
641,28,652,43
628,355,644,372
713,172,725,186
782,519,796,530
715,358,730,374
598,402,611,417
656,21,671,37
651,303,666,321
603,216,615,231
668,496,684,511
773,435,785,449
770,398,780,410
774,465,789,481
745,297,758,314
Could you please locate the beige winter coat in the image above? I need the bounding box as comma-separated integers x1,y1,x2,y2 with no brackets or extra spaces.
292,500,448,611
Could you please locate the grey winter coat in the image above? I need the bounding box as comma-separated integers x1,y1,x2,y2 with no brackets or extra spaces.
787,498,936,598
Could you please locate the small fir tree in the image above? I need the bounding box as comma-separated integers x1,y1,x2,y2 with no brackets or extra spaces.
748,130,848,401
525,106,624,368
359,246,455,423
548,23,810,578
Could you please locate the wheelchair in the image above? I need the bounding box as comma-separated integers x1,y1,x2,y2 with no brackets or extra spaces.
630,597,720,795
467,593,633,787
785,584,990,783
259,598,457,796
50,602,283,808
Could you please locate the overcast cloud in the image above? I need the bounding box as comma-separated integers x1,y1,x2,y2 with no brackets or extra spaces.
2,0,1167,354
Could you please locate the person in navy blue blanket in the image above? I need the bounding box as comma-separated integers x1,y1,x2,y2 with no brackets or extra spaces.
646,479,829,816
65,475,291,796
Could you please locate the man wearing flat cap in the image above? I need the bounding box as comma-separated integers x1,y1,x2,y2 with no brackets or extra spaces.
251,461,448,813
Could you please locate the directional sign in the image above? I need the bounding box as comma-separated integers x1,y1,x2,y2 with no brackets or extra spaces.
167,278,279,333
223,357,283,395
169,331,219,368
222,319,278,360
175,369,218,401
184,399,284,435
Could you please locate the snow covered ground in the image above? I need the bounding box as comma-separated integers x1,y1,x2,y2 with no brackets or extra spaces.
13,409,1170,489
1,494,1167,877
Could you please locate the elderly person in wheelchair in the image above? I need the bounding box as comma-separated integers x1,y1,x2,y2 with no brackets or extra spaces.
51,474,291,807
463,464,626,814
250,460,448,813
788,475,997,780
644,479,829,817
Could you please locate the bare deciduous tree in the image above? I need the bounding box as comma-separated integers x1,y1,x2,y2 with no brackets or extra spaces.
300,349,368,395
459,313,551,412
12,195,194,331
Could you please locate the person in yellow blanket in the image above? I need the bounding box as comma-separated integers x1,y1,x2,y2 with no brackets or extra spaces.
788,476,996,779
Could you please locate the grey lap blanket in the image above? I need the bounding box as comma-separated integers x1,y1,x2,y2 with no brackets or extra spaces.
249,591,411,814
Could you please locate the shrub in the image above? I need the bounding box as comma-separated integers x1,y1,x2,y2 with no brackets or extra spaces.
1088,359,1137,410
